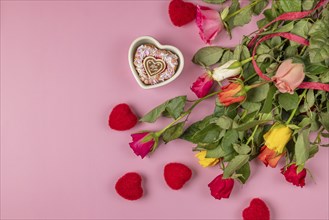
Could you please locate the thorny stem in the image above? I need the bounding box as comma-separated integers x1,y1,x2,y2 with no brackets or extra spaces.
245,80,269,90
286,89,308,125
246,124,260,145
240,57,254,66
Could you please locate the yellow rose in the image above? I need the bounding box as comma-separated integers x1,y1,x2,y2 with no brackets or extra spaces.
263,123,292,154
195,151,219,168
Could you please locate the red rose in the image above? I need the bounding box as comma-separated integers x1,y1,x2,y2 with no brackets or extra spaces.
190,72,214,98
281,164,306,187
129,132,157,159
208,174,234,200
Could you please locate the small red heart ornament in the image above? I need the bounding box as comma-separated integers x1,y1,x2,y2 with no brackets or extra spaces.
168,0,197,27
164,162,192,190
108,103,138,131
115,172,143,200
242,198,270,220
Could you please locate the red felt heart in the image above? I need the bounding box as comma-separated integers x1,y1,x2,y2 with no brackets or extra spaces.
109,103,138,131
164,162,192,190
242,198,270,220
115,172,143,200
168,0,197,27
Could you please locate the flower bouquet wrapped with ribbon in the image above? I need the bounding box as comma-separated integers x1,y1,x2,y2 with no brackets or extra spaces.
130,0,329,200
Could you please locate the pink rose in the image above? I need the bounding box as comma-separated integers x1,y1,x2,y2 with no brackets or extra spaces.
191,72,214,98
129,132,156,159
272,59,305,94
196,5,224,44
208,174,234,200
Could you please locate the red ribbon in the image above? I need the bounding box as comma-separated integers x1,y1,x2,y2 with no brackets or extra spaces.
250,0,329,92
251,32,329,92
248,0,328,48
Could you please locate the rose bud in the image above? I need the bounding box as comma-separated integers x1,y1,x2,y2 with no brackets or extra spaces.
258,123,292,168
195,151,219,168
212,60,242,82
281,164,307,188
196,5,224,44
191,72,214,98
272,59,305,94
129,132,157,159
208,174,234,200
218,81,246,106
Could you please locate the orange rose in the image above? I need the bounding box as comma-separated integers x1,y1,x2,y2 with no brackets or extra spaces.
218,82,246,106
258,124,292,168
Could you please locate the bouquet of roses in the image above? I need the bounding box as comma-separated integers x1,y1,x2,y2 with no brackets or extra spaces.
127,0,329,200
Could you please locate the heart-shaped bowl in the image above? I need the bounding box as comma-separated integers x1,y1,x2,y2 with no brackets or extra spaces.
128,36,184,89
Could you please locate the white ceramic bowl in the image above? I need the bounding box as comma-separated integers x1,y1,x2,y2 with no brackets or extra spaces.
128,36,184,89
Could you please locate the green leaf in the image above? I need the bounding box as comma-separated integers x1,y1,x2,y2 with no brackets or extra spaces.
306,90,315,108
192,124,222,145
256,54,272,63
295,129,310,166
291,20,311,38
216,116,233,130
202,0,227,4
308,18,329,63
162,122,185,143
257,18,268,29
309,144,319,158
219,50,234,65
240,111,258,124
233,144,251,155
302,0,315,10
180,115,217,142
263,7,278,21
236,120,272,131
165,96,186,119
140,101,168,123
262,22,295,35
319,112,329,131
256,44,271,54
278,92,299,111
252,0,269,15
298,117,311,128
223,155,249,178
305,63,329,74
247,83,269,102
236,162,251,184
232,45,250,62
222,130,239,153
285,46,299,58
206,145,227,158
261,85,276,113
227,0,240,30
140,96,187,122
192,47,225,67
280,0,302,12
242,101,261,113
233,7,252,27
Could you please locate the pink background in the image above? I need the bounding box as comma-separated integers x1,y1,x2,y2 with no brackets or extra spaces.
1,1,328,219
